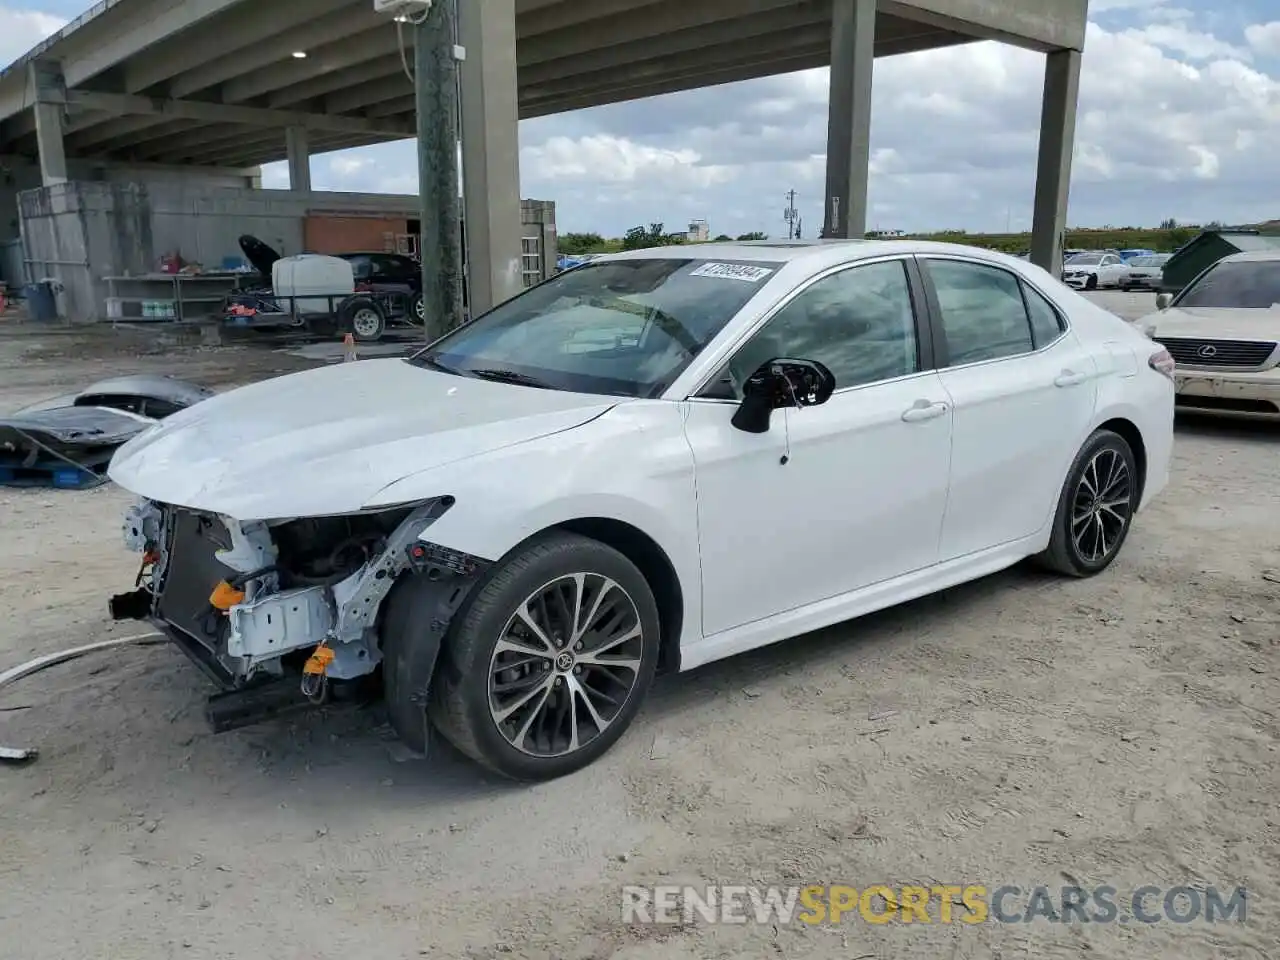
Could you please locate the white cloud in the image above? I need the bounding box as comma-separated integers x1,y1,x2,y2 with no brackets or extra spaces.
0,6,66,70
329,156,370,177
1245,21,1280,56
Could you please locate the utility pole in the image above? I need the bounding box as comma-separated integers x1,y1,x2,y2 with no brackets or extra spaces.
784,189,798,240
414,0,465,341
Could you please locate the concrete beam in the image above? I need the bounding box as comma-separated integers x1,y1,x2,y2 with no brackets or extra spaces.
519,0,802,66
823,0,876,239
1030,49,1082,277
195,131,392,169
157,127,291,164
219,26,402,105
460,0,524,312
63,0,248,88
366,95,417,118
517,0,671,36
30,61,68,186
520,51,826,117
522,27,831,101
125,123,251,161
66,117,188,153
286,126,311,192
124,0,353,93
64,91,415,137
882,0,1087,52
326,76,413,115
269,58,404,110
169,7,381,100
520,4,829,84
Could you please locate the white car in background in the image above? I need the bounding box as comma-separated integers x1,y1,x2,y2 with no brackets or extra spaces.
1063,252,1128,290
1135,249,1280,420
106,240,1175,781
1119,253,1171,292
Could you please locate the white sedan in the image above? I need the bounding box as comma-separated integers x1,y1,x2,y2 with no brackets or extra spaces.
1062,252,1128,290
106,240,1175,781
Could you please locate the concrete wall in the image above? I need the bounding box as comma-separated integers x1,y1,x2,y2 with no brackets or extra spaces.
18,180,558,322
0,154,257,242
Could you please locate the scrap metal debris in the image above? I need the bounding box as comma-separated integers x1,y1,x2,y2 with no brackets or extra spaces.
0,375,214,488
0,633,165,764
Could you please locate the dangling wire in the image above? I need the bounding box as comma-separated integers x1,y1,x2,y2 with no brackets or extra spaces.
779,368,801,466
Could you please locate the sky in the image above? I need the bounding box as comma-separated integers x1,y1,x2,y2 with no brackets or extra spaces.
3,0,1279,238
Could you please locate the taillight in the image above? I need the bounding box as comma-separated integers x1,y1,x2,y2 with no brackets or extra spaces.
355,281,372,293
1149,347,1175,380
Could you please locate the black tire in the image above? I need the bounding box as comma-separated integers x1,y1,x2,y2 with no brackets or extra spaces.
340,296,386,341
428,532,660,781
1085,274,1099,291
1035,429,1139,577
408,292,425,327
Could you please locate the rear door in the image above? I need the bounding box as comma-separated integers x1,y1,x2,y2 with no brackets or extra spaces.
918,256,1099,561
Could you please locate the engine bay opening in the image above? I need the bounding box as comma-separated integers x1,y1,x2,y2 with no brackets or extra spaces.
269,508,414,587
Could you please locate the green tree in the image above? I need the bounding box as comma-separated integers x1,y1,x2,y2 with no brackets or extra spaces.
713,234,732,242
558,232,607,255
736,231,767,241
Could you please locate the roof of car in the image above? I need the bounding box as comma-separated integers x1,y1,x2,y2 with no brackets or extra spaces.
1220,248,1280,263
596,238,1032,269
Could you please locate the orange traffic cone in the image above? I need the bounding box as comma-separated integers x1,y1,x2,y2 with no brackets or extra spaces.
342,332,358,363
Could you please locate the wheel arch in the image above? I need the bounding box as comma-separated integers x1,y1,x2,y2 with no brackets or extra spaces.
514,517,685,675
1094,416,1148,507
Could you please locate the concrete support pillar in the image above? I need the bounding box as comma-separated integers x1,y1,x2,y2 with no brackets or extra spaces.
285,126,311,192
29,61,68,186
822,0,875,240
459,0,523,313
1030,49,1082,279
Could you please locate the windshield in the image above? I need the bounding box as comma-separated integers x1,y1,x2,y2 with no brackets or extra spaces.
1130,256,1166,267
1069,254,1103,265
1176,260,1280,310
409,257,783,397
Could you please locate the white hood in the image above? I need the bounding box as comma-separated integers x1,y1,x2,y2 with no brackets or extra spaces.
1135,306,1280,341
108,358,621,519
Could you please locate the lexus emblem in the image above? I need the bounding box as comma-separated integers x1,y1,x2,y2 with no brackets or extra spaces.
1197,344,1218,358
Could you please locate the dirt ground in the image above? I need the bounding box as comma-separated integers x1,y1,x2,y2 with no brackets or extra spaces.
0,299,1277,960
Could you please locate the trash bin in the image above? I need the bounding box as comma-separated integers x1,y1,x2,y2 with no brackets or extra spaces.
23,281,57,322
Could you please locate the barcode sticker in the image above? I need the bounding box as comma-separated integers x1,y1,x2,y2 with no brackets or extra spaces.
688,262,775,283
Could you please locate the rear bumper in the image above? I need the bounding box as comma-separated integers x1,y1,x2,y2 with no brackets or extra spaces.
1173,368,1280,419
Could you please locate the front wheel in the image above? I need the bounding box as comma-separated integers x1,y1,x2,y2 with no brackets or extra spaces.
408,292,425,327
1036,429,1138,577
428,532,660,781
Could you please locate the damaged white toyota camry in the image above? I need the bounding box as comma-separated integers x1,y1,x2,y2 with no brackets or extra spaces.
108,240,1175,781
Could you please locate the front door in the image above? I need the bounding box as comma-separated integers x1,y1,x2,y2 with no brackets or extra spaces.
683,257,953,638
918,257,1100,560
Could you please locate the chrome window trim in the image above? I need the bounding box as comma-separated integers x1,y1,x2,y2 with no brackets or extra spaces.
684,254,924,400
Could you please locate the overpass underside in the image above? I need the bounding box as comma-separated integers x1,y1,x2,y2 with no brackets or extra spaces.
0,0,1088,310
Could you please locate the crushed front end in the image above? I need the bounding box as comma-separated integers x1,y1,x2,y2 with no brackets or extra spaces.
109,496,461,722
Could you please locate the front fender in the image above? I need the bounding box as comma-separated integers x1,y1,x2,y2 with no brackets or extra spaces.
367,401,704,645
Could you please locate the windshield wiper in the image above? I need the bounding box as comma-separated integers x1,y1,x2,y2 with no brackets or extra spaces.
468,368,556,390
408,353,460,375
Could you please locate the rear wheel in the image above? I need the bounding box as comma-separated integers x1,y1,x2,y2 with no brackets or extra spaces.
430,533,660,781
1036,429,1138,577
408,292,425,327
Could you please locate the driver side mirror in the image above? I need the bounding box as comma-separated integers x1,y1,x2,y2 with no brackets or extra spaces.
731,358,836,434
1155,293,1172,310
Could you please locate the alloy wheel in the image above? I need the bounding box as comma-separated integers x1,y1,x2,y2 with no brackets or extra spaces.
487,573,645,758
1071,447,1132,563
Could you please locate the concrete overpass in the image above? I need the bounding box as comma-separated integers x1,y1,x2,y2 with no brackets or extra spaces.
0,0,1088,309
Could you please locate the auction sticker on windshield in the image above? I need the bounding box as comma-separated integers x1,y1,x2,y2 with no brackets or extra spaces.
689,262,775,283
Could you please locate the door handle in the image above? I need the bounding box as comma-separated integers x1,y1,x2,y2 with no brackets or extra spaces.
901,400,948,423
1054,370,1089,388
